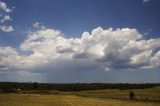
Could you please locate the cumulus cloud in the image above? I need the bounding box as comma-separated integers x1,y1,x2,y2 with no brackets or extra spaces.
0,25,14,32
0,1,12,12
0,26,160,73
0,1,14,32
33,22,46,29
0,47,21,71
0,15,11,23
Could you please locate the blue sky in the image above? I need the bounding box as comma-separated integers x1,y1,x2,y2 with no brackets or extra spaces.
0,0,160,83
1,0,160,46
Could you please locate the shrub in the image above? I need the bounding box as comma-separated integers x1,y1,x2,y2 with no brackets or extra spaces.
129,91,135,100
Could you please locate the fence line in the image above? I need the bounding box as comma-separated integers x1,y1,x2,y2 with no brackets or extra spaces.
75,94,160,103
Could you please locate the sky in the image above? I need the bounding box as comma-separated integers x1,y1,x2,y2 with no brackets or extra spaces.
0,0,160,83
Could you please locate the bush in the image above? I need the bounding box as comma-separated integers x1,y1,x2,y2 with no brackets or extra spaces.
129,91,135,100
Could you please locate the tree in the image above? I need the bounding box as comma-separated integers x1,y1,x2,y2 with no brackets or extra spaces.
129,91,135,100
33,82,39,89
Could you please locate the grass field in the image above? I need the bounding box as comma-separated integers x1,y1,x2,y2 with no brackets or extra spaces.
75,86,160,101
0,86,160,106
0,93,160,106
78,86,160,95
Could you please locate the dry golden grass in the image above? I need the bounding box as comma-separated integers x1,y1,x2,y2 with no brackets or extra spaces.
0,93,159,106
79,86,160,96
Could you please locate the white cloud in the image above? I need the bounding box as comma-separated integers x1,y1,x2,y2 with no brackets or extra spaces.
151,51,160,67
142,0,150,3
0,47,21,70
0,26,160,75
0,25,14,32
33,22,46,29
0,1,14,32
0,15,11,23
0,1,12,12
33,22,40,28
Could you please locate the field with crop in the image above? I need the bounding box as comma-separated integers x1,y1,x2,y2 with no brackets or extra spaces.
0,93,160,106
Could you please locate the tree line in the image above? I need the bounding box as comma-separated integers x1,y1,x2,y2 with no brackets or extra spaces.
0,82,159,92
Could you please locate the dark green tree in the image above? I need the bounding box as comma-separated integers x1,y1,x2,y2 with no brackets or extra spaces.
129,91,135,100
33,82,39,89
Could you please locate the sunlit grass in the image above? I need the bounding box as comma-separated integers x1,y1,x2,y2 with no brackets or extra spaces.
78,86,160,96
0,93,159,106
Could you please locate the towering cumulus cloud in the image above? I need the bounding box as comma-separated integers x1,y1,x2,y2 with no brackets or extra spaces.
0,26,160,75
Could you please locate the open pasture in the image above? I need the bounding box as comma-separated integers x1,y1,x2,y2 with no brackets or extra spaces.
0,93,159,106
